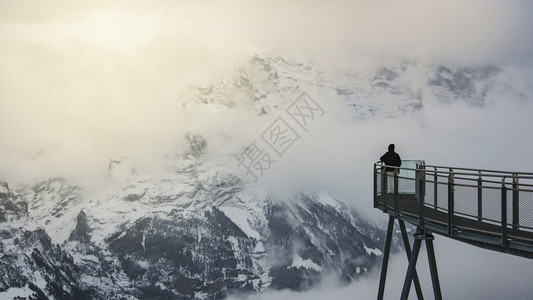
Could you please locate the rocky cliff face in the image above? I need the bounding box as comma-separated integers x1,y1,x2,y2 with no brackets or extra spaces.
0,182,91,299
2,157,388,299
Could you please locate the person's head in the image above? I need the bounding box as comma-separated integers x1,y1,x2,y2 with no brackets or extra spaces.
388,144,395,152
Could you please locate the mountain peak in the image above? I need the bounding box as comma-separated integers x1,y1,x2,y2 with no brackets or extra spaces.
182,52,506,121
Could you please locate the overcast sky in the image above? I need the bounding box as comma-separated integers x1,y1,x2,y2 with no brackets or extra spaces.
1,1,533,298
1,0,533,181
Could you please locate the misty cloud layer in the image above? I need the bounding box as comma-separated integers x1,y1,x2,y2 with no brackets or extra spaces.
2,1,533,183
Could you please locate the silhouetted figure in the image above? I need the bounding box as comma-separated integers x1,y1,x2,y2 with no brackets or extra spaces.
380,144,401,193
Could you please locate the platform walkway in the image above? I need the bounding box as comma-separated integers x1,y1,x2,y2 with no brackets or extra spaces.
374,161,533,299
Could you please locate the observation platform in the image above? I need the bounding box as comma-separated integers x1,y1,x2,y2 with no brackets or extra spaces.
374,160,533,299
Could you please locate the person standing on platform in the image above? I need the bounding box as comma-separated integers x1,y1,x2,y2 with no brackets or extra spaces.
380,144,402,193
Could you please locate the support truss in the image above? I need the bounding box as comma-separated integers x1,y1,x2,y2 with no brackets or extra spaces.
377,216,442,300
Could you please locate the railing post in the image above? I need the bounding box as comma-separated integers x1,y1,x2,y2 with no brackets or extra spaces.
502,178,508,247
374,164,378,208
434,167,438,209
417,165,425,227
513,174,519,230
394,169,399,215
421,164,426,199
448,169,454,235
477,171,483,222
381,166,387,210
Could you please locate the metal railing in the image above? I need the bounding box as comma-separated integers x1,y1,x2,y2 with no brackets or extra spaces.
374,161,533,257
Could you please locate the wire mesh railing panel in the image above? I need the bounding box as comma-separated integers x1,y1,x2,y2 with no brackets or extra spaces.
424,180,436,207
453,184,479,219
519,189,533,232
481,186,502,224
436,181,449,211
376,168,383,195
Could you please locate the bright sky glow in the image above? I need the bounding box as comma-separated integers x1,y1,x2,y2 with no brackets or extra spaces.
77,10,156,51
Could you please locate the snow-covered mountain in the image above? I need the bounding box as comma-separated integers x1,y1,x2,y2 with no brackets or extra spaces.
0,52,513,299
2,159,387,299
182,52,505,120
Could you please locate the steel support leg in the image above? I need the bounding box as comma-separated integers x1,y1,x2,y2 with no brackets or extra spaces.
377,216,395,300
400,232,423,300
399,221,424,300
426,236,442,300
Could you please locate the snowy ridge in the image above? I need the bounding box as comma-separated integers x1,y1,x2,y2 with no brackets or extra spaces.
182,53,507,120
290,254,323,272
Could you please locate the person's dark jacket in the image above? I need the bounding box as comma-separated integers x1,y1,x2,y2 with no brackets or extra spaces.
380,150,401,172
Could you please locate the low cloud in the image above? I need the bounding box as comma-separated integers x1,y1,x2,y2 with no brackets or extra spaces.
228,236,533,300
